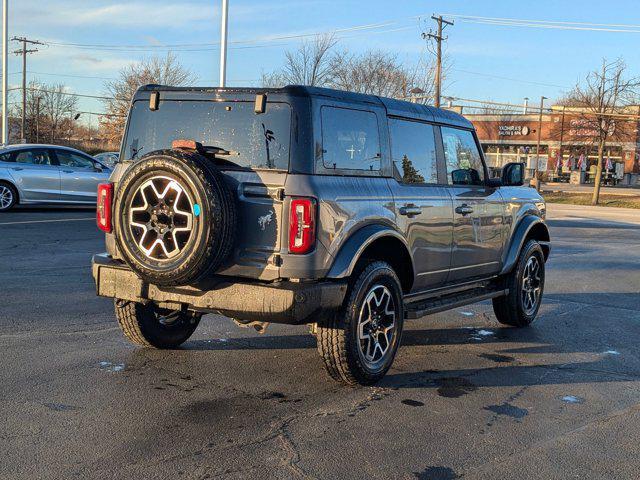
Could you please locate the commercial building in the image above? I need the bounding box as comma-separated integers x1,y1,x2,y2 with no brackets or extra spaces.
462,106,640,185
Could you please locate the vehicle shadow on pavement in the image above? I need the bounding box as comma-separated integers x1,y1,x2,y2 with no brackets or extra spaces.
185,326,542,352
378,359,637,390
544,292,640,312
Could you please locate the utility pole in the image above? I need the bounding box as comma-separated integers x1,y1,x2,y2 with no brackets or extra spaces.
2,0,8,145
12,36,43,143
534,96,547,191
219,0,229,88
423,15,453,108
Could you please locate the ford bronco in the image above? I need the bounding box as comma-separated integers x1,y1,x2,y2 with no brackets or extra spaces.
92,85,550,385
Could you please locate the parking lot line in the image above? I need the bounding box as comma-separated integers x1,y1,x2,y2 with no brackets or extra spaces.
0,217,95,226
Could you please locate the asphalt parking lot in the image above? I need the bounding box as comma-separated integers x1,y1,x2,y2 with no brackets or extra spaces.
1,203,639,480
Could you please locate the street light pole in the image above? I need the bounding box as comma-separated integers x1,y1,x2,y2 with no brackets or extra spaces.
2,0,8,145
35,95,41,142
219,0,228,88
534,95,547,191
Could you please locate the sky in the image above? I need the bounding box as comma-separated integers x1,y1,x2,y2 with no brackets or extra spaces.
7,0,640,126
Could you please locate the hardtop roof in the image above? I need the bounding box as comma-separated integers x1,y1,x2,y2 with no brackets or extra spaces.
134,84,473,129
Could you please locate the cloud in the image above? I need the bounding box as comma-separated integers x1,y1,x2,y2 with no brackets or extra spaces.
15,1,212,29
14,0,303,30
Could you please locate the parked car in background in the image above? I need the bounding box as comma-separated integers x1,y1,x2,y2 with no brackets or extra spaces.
94,151,119,168
0,144,111,211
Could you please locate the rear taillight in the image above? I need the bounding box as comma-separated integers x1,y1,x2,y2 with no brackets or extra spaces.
97,182,113,233
288,197,316,254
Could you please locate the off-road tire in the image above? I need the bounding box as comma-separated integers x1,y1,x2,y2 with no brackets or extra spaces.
316,261,404,386
493,239,545,327
114,300,201,348
0,181,18,212
114,149,236,286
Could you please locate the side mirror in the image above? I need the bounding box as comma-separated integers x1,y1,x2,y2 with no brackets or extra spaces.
93,162,103,172
501,162,525,186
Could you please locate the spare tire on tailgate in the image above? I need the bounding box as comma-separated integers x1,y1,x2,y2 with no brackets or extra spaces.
114,149,236,286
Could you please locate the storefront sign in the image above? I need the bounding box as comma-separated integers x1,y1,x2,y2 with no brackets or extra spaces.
569,118,616,137
498,125,530,136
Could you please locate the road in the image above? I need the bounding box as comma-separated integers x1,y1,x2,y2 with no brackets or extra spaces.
1,204,639,480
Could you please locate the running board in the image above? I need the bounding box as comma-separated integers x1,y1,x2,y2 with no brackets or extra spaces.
404,287,508,319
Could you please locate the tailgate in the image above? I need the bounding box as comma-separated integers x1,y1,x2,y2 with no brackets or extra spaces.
216,169,287,281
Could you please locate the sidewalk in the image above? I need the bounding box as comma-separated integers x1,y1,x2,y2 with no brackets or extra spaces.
542,182,640,196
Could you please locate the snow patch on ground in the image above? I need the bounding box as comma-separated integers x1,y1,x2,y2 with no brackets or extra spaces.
469,329,494,341
99,361,125,372
561,395,584,404
476,330,494,336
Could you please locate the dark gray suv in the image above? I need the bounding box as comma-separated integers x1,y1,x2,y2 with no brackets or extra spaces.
92,85,550,385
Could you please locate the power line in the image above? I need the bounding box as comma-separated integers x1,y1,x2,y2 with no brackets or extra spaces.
444,14,640,34
38,12,640,55
42,20,401,51
450,68,571,90
25,87,112,100
445,14,640,29
26,70,117,80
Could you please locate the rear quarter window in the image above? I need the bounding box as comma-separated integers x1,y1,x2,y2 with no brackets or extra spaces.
320,106,381,171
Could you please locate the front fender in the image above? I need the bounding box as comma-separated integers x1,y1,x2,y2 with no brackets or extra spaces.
500,215,550,275
326,224,411,279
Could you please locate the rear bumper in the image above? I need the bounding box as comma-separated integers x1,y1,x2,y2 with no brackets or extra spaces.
91,253,348,325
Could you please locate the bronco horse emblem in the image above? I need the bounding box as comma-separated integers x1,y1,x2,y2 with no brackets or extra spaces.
258,210,274,231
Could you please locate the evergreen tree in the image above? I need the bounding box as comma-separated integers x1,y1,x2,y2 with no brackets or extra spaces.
401,155,425,183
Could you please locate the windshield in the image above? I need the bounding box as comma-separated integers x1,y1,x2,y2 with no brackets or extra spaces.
122,99,291,170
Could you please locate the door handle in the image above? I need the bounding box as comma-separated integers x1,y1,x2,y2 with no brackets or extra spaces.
399,204,422,217
11,167,23,171
61,170,74,173
455,204,474,216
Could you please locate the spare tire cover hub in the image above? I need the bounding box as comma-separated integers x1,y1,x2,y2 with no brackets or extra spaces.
128,175,194,260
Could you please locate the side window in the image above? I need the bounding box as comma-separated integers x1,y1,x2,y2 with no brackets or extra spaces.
0,152,13,162
389,118,438,184
56,151,95,169
321,106,381,171
14,149,53,165
441,127,485,186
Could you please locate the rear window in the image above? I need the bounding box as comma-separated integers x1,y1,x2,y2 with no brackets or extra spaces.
123,100,291,170
321,106,381,171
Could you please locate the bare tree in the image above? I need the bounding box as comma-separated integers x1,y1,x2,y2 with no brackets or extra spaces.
261,34,337,87
36,83,78,144
262,36,439,102
330,50,437,99
102,53,194,144
559,59,640,205
11,79,45,142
